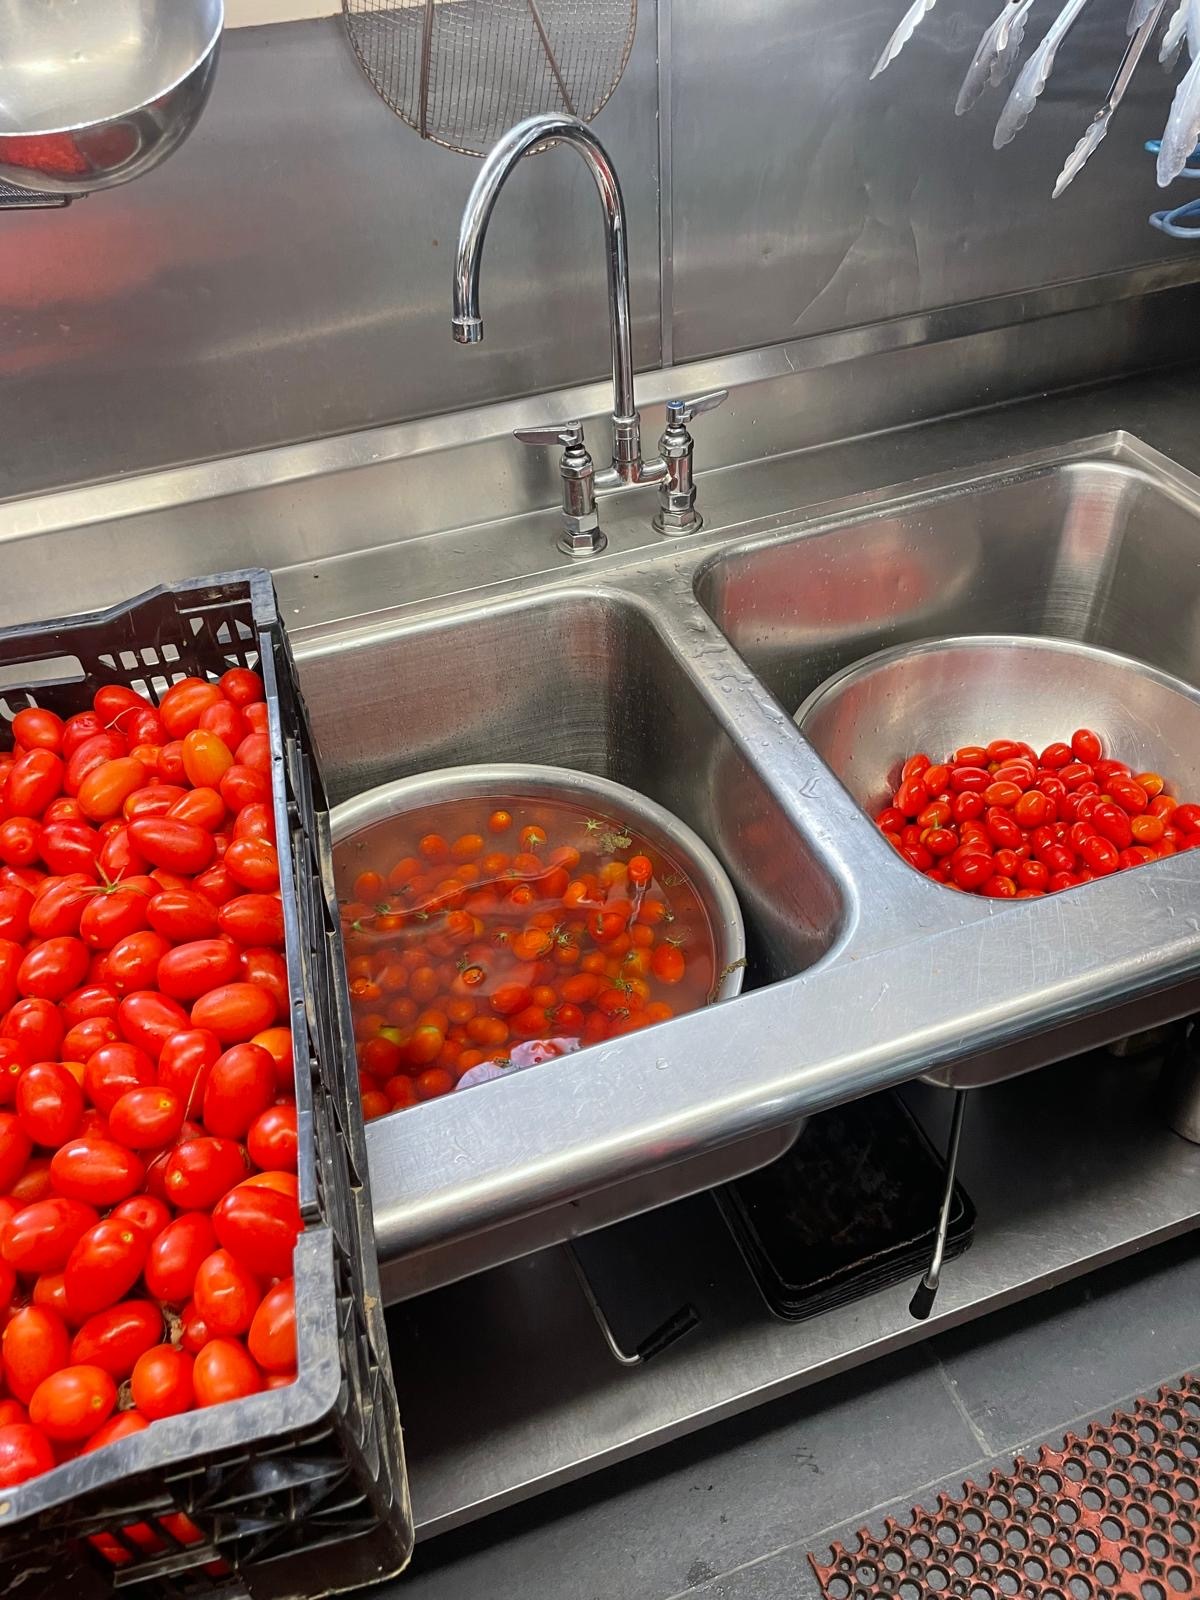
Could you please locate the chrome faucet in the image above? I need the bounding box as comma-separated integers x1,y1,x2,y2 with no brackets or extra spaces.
452,113,668,555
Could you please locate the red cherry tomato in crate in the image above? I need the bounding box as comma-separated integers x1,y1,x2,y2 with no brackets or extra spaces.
248,1278,296,1374
1,1197,98,1275
131,1343,194,1420
0,1422,55,1486
144,1212,217,1304
29,1363,116,1441
70,1301,162,1380
50,1138,143,1207
212,1180,301,1280
193,1338,262,1406
16,1063,84,1148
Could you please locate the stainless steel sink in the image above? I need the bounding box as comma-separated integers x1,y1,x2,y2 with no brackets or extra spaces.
695,453,1200,707
290,435,1200,1299
8,390,1198,1301
303,590,845,981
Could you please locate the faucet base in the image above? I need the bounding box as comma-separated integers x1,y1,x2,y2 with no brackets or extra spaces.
652,510,703,538
558,526,608,558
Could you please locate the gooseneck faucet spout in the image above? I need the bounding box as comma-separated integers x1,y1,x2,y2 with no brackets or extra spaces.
452,113,664,490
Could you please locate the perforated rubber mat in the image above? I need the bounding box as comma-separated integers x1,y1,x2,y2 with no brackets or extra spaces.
810,1374,1200,1600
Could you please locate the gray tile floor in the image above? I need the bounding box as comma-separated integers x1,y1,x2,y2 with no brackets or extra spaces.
390,1230,1200,1600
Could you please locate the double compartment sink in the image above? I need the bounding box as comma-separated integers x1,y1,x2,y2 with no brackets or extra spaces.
295,435,1200,1299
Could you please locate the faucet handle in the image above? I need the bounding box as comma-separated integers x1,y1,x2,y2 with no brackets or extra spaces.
514,422,585,449
665,390,728,428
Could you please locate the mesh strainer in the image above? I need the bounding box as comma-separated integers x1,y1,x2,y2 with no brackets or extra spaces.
342,0,638,158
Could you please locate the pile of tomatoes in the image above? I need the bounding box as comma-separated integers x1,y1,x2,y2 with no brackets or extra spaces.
878,727,1200,896
338,794,718,1116
0,668,301,1510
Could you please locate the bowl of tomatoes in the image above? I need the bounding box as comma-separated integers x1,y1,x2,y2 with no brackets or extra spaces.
331,764,746,1118
795,633,1200,899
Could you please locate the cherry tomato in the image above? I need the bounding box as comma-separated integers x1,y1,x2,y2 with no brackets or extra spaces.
117,990,190,1059
127,818,214,876
238,947,286,1019
100,930,170,995
76,758,147,822
193,1338,262,1406
169,786,227,832
1109,775,1149,815
38,821,101,876
212,1181,301,1280
177,730,233,792
232,800,275,843
223,838,279,892
0,1111,32,1191
650,944,686,984
146,888,220,942
202,1042,275,1138
246,1103,297,1172
193,1248,261,1337
109,1086,184,1150
0,818,41,868
191,982,277,1044
82,1409,148,1453
1,1197,98,1275
219,666,264,707
64,1216,148,1319
0,1422,54,1485
200,699,248,747
7,749,64,817
219,765,271,812
159,678,223,739
17,936,89,1002
11,708,63,753
157,1027,222,1107
131,1344,195,1420
79,885,151,951
2,1305,70,1403
157,939,243,1003
124,783,186,820
1091,802,1133,849
216,893,284,948
252,1026,294,1092
144,1211,217,1304
0,884,32,943
248,1278,295,1374
16,1062,84,1147
71,1301,162,1379
84,1041,156,1115
1071,728,1103,764
29,1363,116,1441
163,1137,247,1211
50,1137,144,1207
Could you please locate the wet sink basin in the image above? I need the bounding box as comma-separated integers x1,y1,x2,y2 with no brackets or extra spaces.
293,434,1200,1298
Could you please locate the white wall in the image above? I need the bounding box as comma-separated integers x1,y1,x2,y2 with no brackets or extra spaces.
225,1,337,25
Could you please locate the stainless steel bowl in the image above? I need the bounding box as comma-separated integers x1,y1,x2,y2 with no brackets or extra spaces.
0,0,224,195
794,634,1200,815
330,763,746,1002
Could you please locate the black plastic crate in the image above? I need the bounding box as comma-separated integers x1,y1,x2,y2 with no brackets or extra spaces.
0,572,412,1597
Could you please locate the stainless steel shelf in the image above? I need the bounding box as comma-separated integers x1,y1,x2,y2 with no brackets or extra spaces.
388,1054,1200,1539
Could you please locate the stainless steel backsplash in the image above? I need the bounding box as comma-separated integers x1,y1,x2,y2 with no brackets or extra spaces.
0,2,1189,500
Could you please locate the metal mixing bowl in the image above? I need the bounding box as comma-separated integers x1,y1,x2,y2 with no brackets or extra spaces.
330,763,747,1003
794,634,1200,816
0,0,224,194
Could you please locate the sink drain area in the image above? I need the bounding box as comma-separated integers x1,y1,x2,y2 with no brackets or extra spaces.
809,1375,1200,1600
